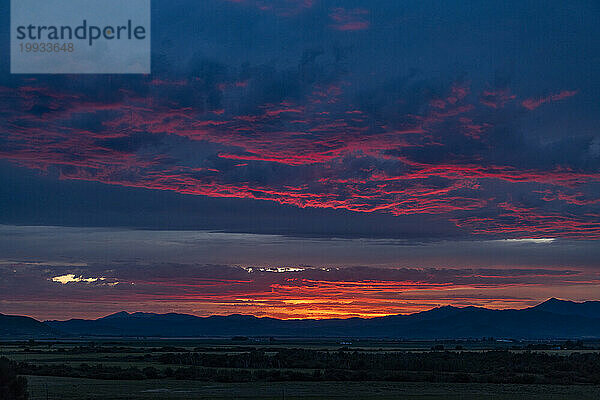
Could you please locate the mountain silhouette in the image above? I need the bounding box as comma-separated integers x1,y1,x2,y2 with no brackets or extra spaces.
531,298,600,319
3,298,599,339
0,313,58,337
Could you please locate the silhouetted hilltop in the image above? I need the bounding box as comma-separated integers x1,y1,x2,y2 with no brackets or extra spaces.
2,299,597,339
531,298,600,319
39,299,600,339
0,313,58,337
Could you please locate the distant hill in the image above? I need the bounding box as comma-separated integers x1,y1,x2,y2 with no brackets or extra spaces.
40,298,600,339
0,313,58,338
3,299,598,339
530,298,600,319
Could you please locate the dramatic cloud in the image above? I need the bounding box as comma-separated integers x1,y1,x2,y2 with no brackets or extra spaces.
0,71,596,238
1,226,599,320
0,0,599,319
3,260,600,320
1,1,598,240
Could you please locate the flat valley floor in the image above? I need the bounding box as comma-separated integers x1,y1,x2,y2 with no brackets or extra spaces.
26,377,600,400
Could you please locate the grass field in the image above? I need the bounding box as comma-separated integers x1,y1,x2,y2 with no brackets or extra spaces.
3,339,599,399
26,376,600,400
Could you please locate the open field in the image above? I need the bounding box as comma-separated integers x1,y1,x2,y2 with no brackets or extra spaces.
26,376,600,400
2,339,600,399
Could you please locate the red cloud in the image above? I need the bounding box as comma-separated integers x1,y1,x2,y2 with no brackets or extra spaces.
1,80,598,239
453,202,600,239
522,90,578,110
480,89,516,109
329,8,370,31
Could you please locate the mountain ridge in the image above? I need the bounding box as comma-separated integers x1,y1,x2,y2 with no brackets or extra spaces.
3,298,599,339
0,313,59,337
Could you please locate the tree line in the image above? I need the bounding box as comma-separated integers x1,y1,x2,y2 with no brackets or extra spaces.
0,358,28,400
9,349,600,385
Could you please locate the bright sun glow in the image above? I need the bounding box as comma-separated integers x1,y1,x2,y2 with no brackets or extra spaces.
51,274,105,284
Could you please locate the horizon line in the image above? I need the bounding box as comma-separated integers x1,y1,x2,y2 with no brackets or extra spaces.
9,297,594,323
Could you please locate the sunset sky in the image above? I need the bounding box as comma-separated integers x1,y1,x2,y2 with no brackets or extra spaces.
1,0,599,321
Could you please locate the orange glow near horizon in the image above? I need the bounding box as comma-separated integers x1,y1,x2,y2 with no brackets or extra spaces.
11,268,600,321
194,279,549,319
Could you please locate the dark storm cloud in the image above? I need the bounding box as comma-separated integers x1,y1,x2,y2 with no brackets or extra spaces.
1,226,599,271
0,0,599,239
